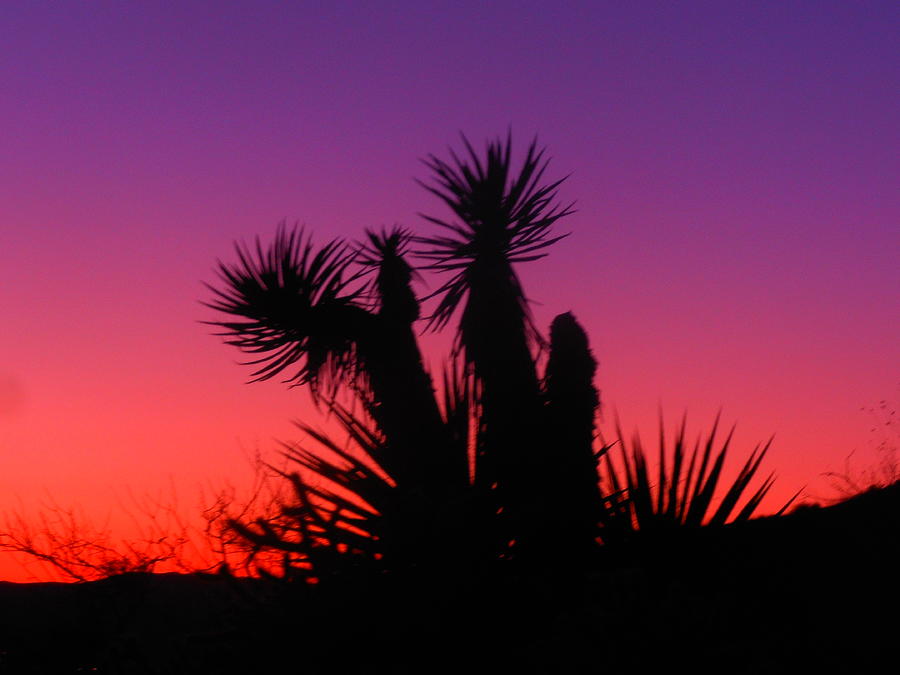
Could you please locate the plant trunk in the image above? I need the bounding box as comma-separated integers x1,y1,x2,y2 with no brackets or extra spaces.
543,312,603,564
461,255,549,564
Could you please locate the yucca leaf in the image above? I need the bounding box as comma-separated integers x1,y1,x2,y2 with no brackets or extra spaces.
708,438,772,526
656,411,667,516
684,424,735,527
677,435,702,524
630,433,657,530
733,473,777,522
774,487,805,516
687,412,721,508
665,415,688,522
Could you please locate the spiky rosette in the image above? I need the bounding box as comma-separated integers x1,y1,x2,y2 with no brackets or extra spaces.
416,133,573,335
356,227,420,321
204,225,368,396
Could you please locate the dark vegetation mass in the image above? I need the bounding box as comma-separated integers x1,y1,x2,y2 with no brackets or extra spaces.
204,135,789,582
0,136,895,673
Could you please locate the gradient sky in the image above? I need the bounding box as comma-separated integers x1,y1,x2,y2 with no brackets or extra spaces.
1,1,897,581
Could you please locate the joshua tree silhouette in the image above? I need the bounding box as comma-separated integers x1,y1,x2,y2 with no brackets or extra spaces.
205,134,778,581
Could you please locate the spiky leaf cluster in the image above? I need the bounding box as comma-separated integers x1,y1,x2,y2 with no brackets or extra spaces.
598,414,800,541
206,135,790,581
416,134,573,336
204,226,365,396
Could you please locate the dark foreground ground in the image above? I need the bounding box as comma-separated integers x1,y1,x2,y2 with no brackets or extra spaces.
0,483,897,674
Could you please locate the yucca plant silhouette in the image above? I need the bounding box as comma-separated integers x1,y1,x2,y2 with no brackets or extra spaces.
206,134,784,581
596,413,800,544
415,135,601,564
206,227,467,575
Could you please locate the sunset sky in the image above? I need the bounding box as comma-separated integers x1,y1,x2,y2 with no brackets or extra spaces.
1,1,897,580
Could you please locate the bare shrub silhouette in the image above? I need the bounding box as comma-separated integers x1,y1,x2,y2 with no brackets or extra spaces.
822,397,899,500
0,494,194,581
0,470,283,581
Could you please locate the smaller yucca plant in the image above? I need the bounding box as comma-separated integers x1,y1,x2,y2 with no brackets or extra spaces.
597,413,799,543
226,401,397,582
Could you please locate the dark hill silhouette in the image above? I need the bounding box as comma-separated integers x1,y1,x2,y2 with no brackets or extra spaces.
0,483,896,673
